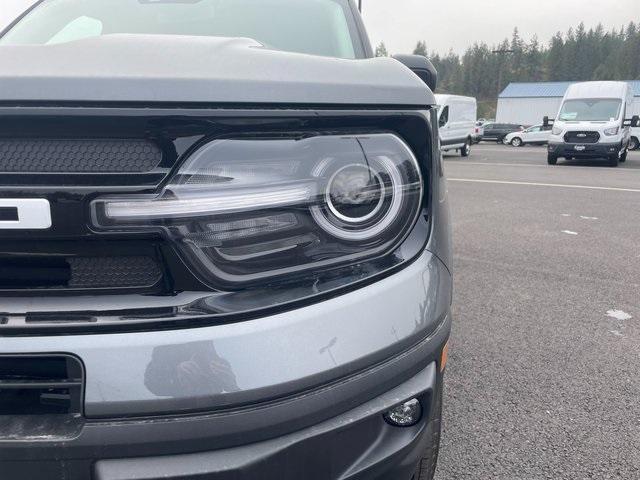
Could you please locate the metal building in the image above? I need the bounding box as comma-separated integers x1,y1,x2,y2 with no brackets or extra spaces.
496,81,640,126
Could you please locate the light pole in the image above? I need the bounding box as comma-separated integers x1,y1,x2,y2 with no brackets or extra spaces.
358,0,362,12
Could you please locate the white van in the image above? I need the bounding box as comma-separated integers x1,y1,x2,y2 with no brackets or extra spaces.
545,81,639,167
435,94,477,156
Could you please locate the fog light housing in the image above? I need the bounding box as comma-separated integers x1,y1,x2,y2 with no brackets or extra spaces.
384,398,422,427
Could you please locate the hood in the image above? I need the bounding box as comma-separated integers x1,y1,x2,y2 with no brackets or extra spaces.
554,120,620,131
0,34,435,107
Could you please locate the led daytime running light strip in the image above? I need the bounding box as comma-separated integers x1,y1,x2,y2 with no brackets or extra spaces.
104,184,315,220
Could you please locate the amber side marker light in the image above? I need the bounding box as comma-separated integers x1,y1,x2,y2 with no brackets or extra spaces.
440,340,450,372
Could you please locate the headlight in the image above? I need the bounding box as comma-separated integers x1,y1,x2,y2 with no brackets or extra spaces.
552,126,563,136
604,127,619,136
92,134,423,287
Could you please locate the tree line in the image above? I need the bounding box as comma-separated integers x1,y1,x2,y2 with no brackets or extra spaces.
376,22,640,118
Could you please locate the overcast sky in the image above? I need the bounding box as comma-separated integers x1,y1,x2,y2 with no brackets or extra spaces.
1,0,637,54
2,0,33,30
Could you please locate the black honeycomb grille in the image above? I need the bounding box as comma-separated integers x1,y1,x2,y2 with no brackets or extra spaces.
67,256,162,289
0,139,162,173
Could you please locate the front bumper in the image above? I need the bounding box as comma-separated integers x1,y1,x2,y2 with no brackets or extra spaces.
548,141,622,158
0,250,452,479
94,363,441,480
1,362,444,480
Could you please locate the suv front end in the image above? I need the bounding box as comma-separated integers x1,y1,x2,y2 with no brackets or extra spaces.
0,103,452,480
0,2,452,479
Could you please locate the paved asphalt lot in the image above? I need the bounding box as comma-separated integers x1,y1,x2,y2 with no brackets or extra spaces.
434,144,640,480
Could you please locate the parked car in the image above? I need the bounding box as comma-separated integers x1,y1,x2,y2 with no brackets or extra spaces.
472,123,484,144
481,123,525,143
0,1,452,480
436,94,477,156
504,124,552,146
546,81,639,166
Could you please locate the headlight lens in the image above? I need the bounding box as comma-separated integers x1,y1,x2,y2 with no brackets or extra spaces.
604,126,620,136
552,126,563,136
92,134,423,287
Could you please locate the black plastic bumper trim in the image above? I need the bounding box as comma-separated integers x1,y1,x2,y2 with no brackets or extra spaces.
92,363,438,480
548,142,622,157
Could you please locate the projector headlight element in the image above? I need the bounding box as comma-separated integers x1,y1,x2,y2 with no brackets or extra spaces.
92,134,424,287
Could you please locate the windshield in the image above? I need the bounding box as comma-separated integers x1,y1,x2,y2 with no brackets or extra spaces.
0,0,359,59
558,99,623,122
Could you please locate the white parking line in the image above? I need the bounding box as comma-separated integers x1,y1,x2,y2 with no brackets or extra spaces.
448,161,640,172
457,161,547,168
473,147,545,153
448,178,640,193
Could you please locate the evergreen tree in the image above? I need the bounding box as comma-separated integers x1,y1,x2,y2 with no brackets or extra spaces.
509,27,525,82
524,36,543,82
416,21,640,117
546,32,565,80
375,42,388,57
621,22,640,79
413,40,428,56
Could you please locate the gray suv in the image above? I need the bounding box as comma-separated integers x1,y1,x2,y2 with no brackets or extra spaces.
0,1,452,479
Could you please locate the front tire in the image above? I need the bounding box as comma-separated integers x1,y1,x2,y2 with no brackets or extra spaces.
510,137,523,147
630,137,639,151
413,385,443,480
619,149,627,163
547,154,558,165
461,139,471,157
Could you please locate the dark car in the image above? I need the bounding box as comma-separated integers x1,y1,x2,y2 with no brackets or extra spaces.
0,1,452,480
481,122,525,143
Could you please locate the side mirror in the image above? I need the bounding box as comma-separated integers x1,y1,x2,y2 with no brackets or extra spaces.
624,115,640,127
392,54,438,92
543,116,555,127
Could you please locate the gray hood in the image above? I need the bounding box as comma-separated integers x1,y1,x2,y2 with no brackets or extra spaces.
0,34,435,106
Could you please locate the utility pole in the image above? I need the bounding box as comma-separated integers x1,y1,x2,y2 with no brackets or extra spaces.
358,0,362,12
